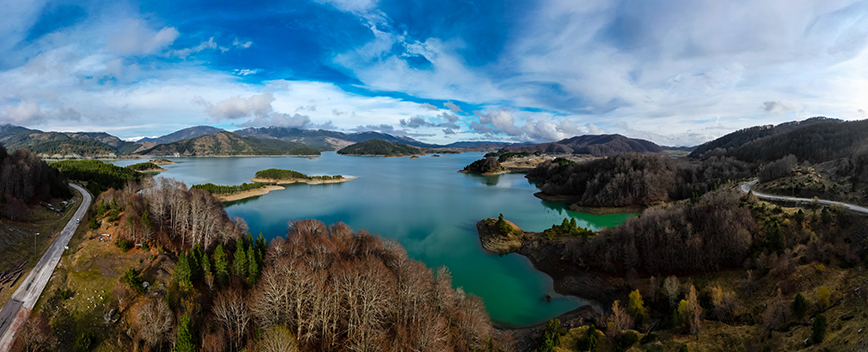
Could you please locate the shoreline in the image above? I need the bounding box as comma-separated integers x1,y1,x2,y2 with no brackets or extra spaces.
250,176,359,185
214,185,285,202
533,192,645,215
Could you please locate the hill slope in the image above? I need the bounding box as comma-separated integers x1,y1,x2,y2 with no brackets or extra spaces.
688,116,841,158
499,134,662,156
234,126,440,151
137,125,224,145
137,131,320,156
0,124,146,156
337,139,422,157
726,118,868,164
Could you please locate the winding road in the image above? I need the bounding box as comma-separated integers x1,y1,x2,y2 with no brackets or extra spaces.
740,179,868,214
0,183,91,351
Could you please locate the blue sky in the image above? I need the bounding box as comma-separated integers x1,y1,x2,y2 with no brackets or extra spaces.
1,0,867,145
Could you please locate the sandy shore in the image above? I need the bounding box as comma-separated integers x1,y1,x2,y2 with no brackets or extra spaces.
214,185,285,202
250,176,359,185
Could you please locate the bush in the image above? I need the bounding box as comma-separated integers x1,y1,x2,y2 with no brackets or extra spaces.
678,344,689,352
616,331,639,351
123,267,145,294
812,314,827,343
537,319,565,352
116,239,132,252
74,332,94,352
576,334,598,352
88,218,99,229
639,332,657,344
141,243,150,252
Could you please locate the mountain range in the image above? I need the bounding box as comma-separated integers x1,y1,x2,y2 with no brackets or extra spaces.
0,123,685,158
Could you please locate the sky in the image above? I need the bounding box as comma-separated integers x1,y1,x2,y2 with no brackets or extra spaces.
0,0,867,146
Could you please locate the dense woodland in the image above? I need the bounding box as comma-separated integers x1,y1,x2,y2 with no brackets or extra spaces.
25,139,116,157
0,144,71,220
51,160,142,195
688,117,840,159
527,154,751,207
500,134,662,157
563,191,756,276
125,162,163,171
30,179,505,352
337,139,421,157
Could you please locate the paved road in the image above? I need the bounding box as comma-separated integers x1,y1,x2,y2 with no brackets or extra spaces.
0,183,91,351
741,179,868,214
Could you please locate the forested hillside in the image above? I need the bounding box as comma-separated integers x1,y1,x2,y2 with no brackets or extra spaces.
28,179,507,351
337,139,422,156
137,131,320,156
500,134,662,156
25,139,116,157
527,154,751,207
0,145,71,220
51,160,142,194
688,117,841,158
137,126,224,145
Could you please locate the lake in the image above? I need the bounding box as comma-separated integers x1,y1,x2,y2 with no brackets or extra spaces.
113,153,631,327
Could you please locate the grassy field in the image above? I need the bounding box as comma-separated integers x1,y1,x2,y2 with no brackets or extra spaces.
0,188,82,305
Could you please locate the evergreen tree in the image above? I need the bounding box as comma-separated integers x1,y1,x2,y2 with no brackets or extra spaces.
190,244,203,282
173,253,192,287
213,244,229,286
176,313,196,352
202,251,212,274
256,232,266,252
233,238,248,278
248,246,260,287
141,211,151,237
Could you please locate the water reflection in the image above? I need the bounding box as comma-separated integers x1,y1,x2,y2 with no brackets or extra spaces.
464,173,501,186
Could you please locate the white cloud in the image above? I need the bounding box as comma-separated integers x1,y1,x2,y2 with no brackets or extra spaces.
106,19,179,56
232,38,253,49
478,109,523,136
444,101,462,112
196,93,275,120
761,100,794,115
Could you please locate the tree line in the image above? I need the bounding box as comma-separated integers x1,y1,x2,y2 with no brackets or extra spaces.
51,160,142,195
527,153,752,207
562,190,756,276
191,182,269,196
254,168,342,180
0,145,71,220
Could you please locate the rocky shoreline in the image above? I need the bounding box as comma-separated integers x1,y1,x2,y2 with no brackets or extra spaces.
477,218,622,344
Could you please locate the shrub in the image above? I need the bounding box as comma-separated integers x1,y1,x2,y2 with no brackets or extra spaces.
576,334,599,352
537,319,565,352
88,218,99,229
74,332,94,352
141,243,150,252
812,314,827,343
123,267,145,294
116,239,132,252
678,344,689,352
639,332,657,344
617,330,639,351
817,286,831,309
815,264,825,273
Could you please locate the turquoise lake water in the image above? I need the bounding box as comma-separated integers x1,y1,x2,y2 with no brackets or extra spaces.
113,153,631,327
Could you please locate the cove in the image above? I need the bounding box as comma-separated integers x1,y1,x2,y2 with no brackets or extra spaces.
113,153,632,327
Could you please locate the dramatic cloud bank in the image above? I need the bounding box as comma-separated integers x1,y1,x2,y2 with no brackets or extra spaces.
0,0,866,145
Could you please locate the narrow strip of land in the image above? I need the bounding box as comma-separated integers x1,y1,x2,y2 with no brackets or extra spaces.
740,179,868,214
0,183,92,351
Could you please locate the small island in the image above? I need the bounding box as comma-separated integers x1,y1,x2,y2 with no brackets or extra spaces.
148,158,176,165
460,156,507,175
191,182,284,202
250,168,358,185
337,139,422,157
125,162,166,173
